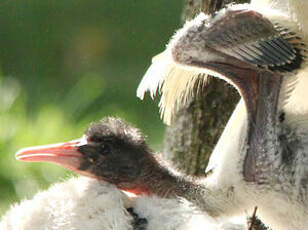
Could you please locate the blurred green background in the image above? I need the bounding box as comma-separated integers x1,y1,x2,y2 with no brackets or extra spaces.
0,0,183,215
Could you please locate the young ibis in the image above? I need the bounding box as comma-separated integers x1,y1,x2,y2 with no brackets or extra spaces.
6,118,248,230
15,118,208,201
137,0,308,229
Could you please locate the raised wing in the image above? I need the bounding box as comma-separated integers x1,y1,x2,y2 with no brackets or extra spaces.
137,5,306,124
171,7,304,74
201,10,302,71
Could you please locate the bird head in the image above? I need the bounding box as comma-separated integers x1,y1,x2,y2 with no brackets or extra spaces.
15,117,161,195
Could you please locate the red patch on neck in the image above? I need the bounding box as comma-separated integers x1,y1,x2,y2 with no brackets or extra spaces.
122,187,151,196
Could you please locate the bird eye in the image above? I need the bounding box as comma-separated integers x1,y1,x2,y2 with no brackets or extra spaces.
100,143,111,154
90,135,104,143
78,145,99,162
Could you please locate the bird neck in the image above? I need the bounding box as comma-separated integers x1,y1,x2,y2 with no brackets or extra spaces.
243,71,283,182
137,162,233,217
170,176,230,217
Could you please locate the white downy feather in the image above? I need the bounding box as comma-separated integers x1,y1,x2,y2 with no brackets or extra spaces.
0,177,133,230
0,177,247,230
136,52,173,100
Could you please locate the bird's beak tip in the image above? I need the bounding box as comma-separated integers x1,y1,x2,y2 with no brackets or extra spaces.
15,139,85,171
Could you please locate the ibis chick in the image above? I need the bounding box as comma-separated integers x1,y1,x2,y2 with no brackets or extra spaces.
11,117,247,230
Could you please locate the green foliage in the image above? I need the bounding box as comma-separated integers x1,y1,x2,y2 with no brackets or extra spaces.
0,0,183,215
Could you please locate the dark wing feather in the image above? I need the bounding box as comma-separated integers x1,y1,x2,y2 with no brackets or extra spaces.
204,9,303,72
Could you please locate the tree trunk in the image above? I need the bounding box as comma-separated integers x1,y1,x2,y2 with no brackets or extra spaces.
163,0,246,176
163,78,239,175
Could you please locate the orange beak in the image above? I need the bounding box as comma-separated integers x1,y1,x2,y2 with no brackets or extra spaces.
15,139,85,172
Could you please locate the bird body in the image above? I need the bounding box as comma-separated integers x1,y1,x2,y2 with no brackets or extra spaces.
206,99,308,230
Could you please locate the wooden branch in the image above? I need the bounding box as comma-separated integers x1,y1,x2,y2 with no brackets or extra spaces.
163,0,247,175
163,78,238,175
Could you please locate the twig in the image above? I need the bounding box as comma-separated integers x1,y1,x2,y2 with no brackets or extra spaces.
248,206,258,230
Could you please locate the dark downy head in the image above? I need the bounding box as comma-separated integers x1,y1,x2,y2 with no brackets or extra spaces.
15,117,162,195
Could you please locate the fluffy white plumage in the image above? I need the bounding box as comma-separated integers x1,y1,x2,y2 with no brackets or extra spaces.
0,177,133,230
0,177,247,230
